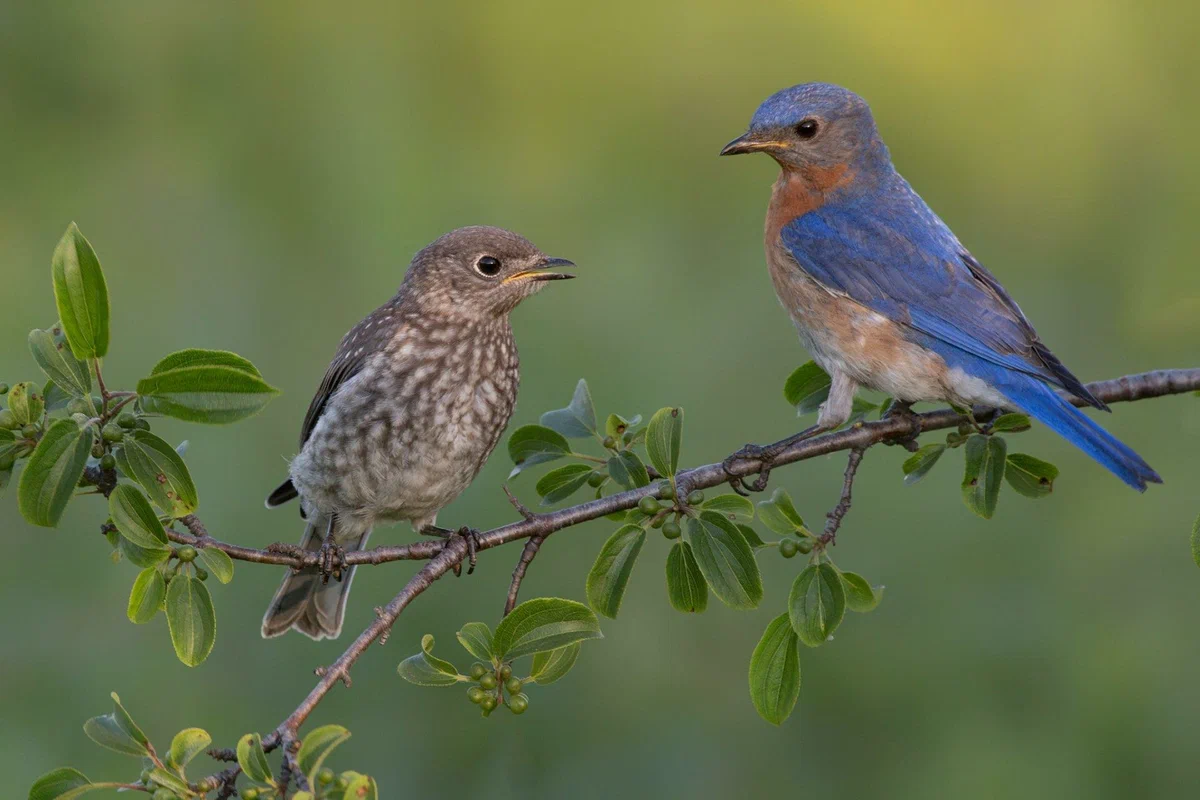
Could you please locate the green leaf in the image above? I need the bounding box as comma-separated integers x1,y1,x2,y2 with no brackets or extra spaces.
1004,453,1059,499
137,365,279,425
991,413,1032,433
789,564,846,647
108,484,170,559
492,597,603,660
147,768,190,795
28,768,122,800
534,463,593,506
18,419,94,527
840,571,883,612
29,326,91,398
604,413,641,441
736,523,767,549
42,378,74,412
236,733,274,785
539,379,597,438
149,348,263,377
665,541,708,613
645,407,683,477
902,443,946,486
606,450,650,489
507,424,571,477
168,727,212,771
342,774,379,800
585,524,646,619
397,634,462,686
195,546,234,584
700,493,755,523
755,487,805,535
8,381,44,426
784,361,832,415
962,434,1007,518
114,429,199,516
748,613,802,725
51,223,110,359
685,511,763,609
456,622,494,662
166,574,216,666
296,724,351,785
1192,513,1200,569
127,568,166,624
82,692,149,757
529,643,581,685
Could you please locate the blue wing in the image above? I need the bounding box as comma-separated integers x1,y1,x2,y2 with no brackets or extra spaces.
778,177,1106,410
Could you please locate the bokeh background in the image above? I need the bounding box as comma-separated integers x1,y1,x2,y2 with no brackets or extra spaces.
2,2,1199,797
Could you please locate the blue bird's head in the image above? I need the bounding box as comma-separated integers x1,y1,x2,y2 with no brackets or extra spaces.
721,83,889,172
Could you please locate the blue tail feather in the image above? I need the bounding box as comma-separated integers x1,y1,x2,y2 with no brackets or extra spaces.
988,370,1161,491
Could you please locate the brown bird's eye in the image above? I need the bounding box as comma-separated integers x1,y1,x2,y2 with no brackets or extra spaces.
475,256,502,277
796,119,819,139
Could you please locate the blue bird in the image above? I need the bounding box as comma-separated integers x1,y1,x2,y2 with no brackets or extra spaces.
720,83,1160,492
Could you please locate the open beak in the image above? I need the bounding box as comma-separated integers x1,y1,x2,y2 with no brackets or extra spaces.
719,133,789,156
504,256,576,283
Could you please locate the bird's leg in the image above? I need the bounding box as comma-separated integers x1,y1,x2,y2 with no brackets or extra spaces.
318,513,347,585
724,371,858,495
419,525,482,576
881,399,923,451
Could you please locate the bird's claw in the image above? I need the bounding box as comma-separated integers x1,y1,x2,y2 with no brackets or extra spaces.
450,527,481,577
317,540,347,585
882,400,923,451
722,443,775,495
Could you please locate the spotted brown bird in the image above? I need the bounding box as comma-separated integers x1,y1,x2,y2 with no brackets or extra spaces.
262,226,575,640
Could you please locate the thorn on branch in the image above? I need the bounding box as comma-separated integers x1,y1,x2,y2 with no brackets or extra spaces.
503,484,540,521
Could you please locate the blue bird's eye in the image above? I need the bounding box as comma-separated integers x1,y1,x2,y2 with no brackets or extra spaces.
795,119,819,139
475,256,502,277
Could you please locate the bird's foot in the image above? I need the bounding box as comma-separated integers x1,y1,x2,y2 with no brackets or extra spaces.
722,443,777,496
317,538,347,584
420,525,482,576
882,400,923,452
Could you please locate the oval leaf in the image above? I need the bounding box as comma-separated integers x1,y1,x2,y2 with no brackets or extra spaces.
755,487,805,535
137,365,279,425
507,424,571,477
150,348,262,377
166,574,216,666
700,493,755,523
1004,452,1059,499
492,597,602,660
529,643,581,685
29,326,92,398
114,429,199,516
539,379,597,438
685,512,763,609
990,412,1032,433
749,613,802,725
455,622,494,662
585,524,646,619
8,381,44,426
645,407,683,477
195,545,234,584
397,634,462,686
109,484,170,555
297,724,351,784
18,419,94,527
236,733,274,785
28,768,122,800
840,571,883,612
607,451,650,490
735,523,767,550
82,693,149,757
962,434,1007,518
784,361,832,414
534,463,593,506
902,443,946,486
127,568,166,624
788,563,846,647
51,223,110,359
168,727,212,770
665,540,708,613
147,768,190,796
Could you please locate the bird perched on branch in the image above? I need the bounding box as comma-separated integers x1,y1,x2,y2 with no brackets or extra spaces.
720,82,1159,493
262,226,575,639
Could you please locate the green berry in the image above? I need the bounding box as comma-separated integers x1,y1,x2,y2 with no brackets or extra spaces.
662,521,682,540
242,789,259,800
195,568,209,581
479,673,498,690
21,424,38,439
0,452,15,471
638,496,661,515
602,435,616,449
101,423,124,443
333,777,349,791
508,693,529,714
0,410,15,430
0,383,8,395
117,412,137,429
177,545,198,563
796,538,814,554
686,490,705,505
99,453,116,470
468,662,487,680
505,677,523,694
499,663,513,681
318,767,336,785
586,471,606,487
659,482,675,500
623,431,634,444
134,417,151,431
467,686,486,704
91,442,106,459
779,539,799,558
650,514,665,529
480,694,498,712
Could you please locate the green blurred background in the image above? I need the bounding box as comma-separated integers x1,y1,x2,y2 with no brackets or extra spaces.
3,2,1199,797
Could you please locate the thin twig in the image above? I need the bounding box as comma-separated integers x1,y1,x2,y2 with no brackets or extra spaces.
504,535,545,616
821,447,865,545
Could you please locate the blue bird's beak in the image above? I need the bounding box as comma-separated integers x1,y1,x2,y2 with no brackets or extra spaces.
720,132,788,156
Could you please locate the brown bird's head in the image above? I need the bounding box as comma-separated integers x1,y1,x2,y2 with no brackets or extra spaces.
401,226,575,317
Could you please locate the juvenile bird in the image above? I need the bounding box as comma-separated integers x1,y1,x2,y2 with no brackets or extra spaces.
720,83,1159,492
262,226,575,639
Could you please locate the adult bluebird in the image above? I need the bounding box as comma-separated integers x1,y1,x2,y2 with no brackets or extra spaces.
720,83,1159,493
262,227,575,639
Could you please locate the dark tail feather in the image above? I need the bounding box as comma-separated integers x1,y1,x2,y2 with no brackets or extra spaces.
261,514,371,640
266,478,299,509
995,372,1161,491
